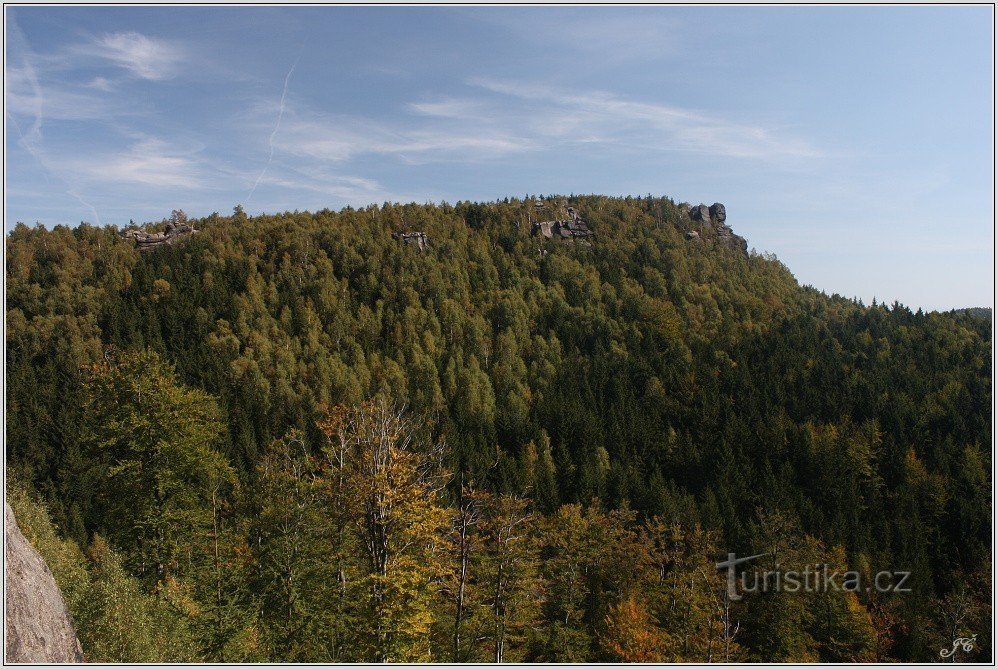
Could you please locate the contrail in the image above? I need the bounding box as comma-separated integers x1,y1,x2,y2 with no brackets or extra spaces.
67,189,103,227
10,46,49,175
247,52,302,202
10,45,103,226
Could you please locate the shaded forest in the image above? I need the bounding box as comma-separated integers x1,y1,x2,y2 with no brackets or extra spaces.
5,195,992,662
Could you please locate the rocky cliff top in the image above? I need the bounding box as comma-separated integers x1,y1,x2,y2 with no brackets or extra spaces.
685,202,747,255
121,209,197,254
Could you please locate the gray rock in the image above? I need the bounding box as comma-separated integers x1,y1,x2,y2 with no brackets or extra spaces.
531,217,594,241
689,204,712,223
685,202,747,256
393,231,429,251
5,503,85,663
533,221,554,239
122,221,197,253
716,224,748,254
709,202,726,224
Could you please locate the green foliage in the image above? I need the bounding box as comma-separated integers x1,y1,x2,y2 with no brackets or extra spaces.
80,349,234,586
6,480,91,620
6,480,198,662
81,535,200,662
250,430,332,660
5,195,991,662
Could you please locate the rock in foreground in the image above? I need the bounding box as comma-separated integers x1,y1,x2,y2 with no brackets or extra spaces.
4,502,84,663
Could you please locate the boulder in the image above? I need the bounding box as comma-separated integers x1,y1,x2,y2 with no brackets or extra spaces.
5,503,84,663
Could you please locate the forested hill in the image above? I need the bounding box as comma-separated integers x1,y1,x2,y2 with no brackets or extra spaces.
5,195,992,662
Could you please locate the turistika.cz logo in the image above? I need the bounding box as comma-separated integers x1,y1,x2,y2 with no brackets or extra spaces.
715,552,912,601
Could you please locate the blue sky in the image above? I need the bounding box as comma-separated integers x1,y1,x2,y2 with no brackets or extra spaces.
5,6,994,311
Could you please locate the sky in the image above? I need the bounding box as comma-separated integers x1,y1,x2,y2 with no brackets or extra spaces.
4,6,994,311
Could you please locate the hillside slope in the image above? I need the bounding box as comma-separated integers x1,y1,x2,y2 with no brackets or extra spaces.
5,194,992,662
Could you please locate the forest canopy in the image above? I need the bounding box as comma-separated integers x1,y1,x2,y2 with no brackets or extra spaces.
5,194,992,662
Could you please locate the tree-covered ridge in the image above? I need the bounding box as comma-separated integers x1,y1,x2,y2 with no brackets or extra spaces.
5,195,992,662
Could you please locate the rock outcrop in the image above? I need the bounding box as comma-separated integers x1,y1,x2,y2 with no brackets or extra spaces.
531,206,595,242
393,231,429,251
685,202,747,255
709,202,726,224
688,204,712,224
122,219,197,253
5,503,85,663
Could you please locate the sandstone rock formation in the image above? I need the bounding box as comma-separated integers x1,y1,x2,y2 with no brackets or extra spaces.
688,204,712,224
5,502,85,663
122,219,197,253
708,202,726,224
531,205,594,242
393,231,429,251
685,202,747,255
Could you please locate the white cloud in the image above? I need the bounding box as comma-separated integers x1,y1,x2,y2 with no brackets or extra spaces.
4,29,44,146
6,19,201,197
252,77,818,174
472,10,686,63
470,77,822,161
5,28,158,132
408,98,489,119
81,31,185,80
86,77,115,92
67,138,202,188
274,114,532,165
6,66,119,123
260,169,387,201
211,159,414,209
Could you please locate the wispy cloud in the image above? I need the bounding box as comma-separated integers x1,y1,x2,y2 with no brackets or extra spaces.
6,65,121,123
273,113,532,165
471,10,686,64
260,168,392,202
5,24,44,147
256,72,820,173
6,19,205,225
5,29,166,129
408,98,490,120
6,20,104,223
79,31,186,80
221,158,427,210
469,77,822,161
66,138,203,188
86,76,115,92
